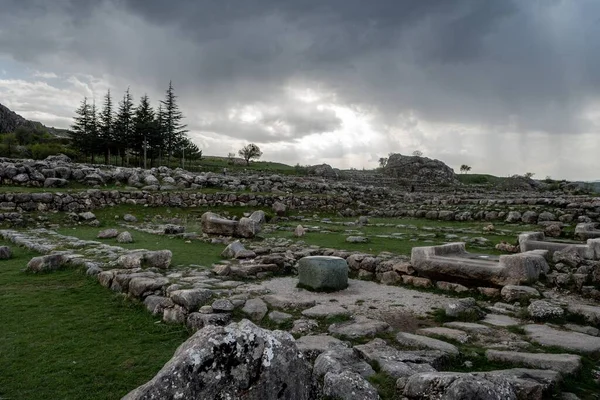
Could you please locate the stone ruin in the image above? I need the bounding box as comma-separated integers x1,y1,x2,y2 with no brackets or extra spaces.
1,155,600,399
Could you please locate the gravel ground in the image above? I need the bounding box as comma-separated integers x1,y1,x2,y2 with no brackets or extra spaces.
239,277,452,318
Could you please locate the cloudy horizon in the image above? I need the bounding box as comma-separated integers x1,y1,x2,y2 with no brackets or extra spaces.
1,0,599,180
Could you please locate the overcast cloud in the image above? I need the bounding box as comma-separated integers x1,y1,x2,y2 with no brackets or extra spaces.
0,0,599,179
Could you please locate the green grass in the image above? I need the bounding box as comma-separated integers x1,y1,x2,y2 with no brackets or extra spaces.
54,226,224,267
0,243,189,400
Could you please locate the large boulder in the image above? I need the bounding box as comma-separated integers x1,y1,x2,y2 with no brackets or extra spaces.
385,153,456,184
25,254,69,273
305,163,338,179
403,372,517,400
122,320,313,400
297,256,348,292
201,212,239,236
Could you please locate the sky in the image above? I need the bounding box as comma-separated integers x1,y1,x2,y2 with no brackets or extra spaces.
0,0,599,180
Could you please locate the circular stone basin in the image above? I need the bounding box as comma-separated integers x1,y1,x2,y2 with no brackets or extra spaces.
297,256,348,292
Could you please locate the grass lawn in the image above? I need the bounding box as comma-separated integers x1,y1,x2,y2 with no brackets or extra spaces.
55,225,224,267
0,244,189,400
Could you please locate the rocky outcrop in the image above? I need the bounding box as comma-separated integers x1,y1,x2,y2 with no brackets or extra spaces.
385,153,457,184
123,320,313,400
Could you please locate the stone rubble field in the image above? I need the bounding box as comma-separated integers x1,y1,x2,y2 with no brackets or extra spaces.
1,156,600,399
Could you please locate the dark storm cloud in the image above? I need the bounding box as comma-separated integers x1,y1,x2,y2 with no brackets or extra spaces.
2,0,600,143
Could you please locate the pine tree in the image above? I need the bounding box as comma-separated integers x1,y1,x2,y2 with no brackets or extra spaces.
133,94,155,168
70,97,92,160
153,104,165,166
99,89,114,164
89,100,99,163
161,81,188,164
114,88,135,166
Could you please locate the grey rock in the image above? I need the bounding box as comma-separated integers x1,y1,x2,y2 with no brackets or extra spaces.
170,289,213,311
78,211,96,221
297,256,348,292
123,320,313,400
44,178,68,188
272,201,286,216
162,305,187,324
164,225,185,235
143,250,172,269
443,322,492,334
97,228,119,239
116,231,134,243
524,324,600,353
482,314,521,327
501,285,540,303
444,297,485,320
328,316,390,339
346,236,369,243
268,311,293,324
416,327,470,344
221,240,256,259
527,300,564,320
301,304,350,318
25,254,69,273
241,298,268,321
144,295,175,316
354,338,440,379
186,312,231,331
123,214,138,222
295,335,347,361
403,372,517,400
485,350,581,376
396,332,459,355
314,348,375,380
129,277,169,298
322,371,380,400
211,299,235,313
0,245,12,259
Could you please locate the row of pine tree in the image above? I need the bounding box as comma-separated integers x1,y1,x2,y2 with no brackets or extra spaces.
70,82,201,168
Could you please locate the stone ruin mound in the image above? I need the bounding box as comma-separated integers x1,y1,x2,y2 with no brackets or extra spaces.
385,153,457,185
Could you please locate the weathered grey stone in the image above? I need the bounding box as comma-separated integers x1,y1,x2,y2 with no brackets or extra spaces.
221,240,256,259
301,304,350,318
0,245,11,259
527,300,564,320
403,372,517,400
354,338,440,379
236,217,261,238
293,225,306,237
567,304,600,325
416,327,470,344
443,322,492,334
123,214,138,222
162,305,187,324
297,256,348,291
328,316,390,339
313,348,375,380
170,289,213,311
396,332,459,355
164,225,185,235
295,335,347,361
322,371,380,400
268,311,293,324
25,254,69,273
211,299,235,313
444,297,485,320
201,212,238,236
485,350,581,376
186,312,231,331
98,228,119,239
78,211,96,221
482,314,521,327
123,320,313,400
272,201,286,216
505,211,522,223
144,295,174,316
346,236,369,243
143,250,172,269
241,298,268,321
476,368,562,400
129,277,169,298
501,285,540,303
524,324,600,353
262,295,316,309
116,231,134,243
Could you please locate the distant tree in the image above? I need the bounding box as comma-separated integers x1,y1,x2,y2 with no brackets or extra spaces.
89,100,99,163
412,150,423,157
70,97,96,162
99,89,114,164
161,81,188,164
460,164,472,174
378,157,388,168
133,94,155,168
524,172,535,179
2,133,17,157
227,152,236,165
114,88,135,165
238,143,263,165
